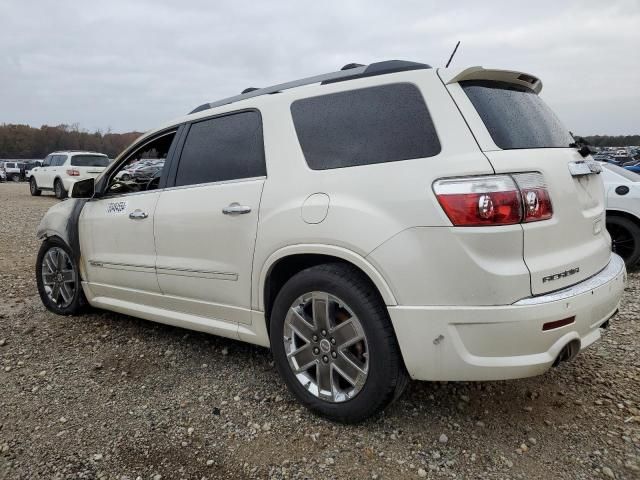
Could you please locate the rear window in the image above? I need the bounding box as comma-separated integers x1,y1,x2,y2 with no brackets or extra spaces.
461,80,573,150
71,155,109,167
291,83,440,170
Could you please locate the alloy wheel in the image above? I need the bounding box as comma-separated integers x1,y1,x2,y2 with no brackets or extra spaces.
283,292,369,403
41,247,77,308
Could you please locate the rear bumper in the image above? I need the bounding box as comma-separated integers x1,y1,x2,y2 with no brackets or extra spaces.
389,254,626,381
61,176,76,191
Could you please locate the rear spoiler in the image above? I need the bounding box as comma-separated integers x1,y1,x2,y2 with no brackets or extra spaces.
438,66,543,94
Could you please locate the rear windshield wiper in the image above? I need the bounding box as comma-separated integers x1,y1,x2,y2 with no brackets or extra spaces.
569,137,596,158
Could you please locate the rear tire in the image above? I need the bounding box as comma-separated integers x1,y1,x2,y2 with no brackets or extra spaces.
54,179,67,199
30,178,42,196
270,263,408,423
11,174,20,182
607,215,640,267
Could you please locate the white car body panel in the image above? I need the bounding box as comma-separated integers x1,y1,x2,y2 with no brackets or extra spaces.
79,191,162,293
601,164,640,217
154,178,265,325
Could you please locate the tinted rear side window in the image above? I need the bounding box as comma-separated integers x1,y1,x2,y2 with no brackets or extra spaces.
461,80,573,149
175,111,265,187
71,155,110,167
291,83,440,170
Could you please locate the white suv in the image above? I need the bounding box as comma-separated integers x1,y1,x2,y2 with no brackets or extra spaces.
30,151,110,199
35,61,626,422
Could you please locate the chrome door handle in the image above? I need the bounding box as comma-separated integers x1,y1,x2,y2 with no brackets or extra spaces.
222,203,252,215
129,209,148,220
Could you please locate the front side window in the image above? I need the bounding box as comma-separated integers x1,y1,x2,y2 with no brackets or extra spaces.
174,110,265,187
42,155,52,167
106,132,176,195
461,80,574,149
291,83,441,170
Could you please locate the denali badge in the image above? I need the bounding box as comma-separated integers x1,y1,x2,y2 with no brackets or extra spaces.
542,267,580,283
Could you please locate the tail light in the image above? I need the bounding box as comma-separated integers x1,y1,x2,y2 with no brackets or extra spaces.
434,173,553,227
514,173,553,222
66,169,80,176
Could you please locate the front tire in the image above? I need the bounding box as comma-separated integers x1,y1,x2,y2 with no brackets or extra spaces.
270,263,408,423
54,179,67,199
36,237,85,315
607,215,640,267
30,178,42,196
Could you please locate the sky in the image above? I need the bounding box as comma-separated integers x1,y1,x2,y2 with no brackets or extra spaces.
0,0,638,135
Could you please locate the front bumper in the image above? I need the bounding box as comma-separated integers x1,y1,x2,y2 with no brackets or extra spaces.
389,254,626,381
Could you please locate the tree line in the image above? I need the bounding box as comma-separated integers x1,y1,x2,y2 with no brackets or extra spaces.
0,123,638,160
0,124,142,160
580,135,640,147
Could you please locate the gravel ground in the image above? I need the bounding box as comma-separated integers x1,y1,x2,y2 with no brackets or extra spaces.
0,182,639,480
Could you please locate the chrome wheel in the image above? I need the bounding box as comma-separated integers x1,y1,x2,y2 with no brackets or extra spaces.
283,292,369,403
41,247,76,308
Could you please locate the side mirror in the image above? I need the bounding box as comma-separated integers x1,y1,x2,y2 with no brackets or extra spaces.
70,177,95,198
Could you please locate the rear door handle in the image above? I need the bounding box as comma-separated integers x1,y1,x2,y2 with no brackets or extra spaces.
222,203,252,215
129,209,149,220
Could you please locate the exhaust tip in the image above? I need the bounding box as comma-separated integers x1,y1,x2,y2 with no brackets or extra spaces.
553,339,581,367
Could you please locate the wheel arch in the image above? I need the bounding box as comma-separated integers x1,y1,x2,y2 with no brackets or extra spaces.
258,245,398,330
607,208,640,228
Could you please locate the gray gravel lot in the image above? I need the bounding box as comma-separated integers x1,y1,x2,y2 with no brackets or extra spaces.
0,182,639,480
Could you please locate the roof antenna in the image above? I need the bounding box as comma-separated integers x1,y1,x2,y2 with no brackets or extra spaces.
445,41,461,68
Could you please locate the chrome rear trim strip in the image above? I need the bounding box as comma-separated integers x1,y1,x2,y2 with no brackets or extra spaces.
514,254,625,306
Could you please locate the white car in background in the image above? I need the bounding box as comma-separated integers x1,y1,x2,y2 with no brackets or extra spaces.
1,161,25,182
601,163,640,266
30,151,110,199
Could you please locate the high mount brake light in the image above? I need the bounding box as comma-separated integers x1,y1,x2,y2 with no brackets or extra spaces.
433,173,553,227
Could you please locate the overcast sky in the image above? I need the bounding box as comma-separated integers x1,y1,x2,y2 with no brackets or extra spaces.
1,0,638,135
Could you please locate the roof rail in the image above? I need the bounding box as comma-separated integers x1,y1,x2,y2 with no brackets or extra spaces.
189,60,431,114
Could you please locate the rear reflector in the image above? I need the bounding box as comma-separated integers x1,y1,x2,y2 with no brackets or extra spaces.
542,316,575,331
433,172,553,227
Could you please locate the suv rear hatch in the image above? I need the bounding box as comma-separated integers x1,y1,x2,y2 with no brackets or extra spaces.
69,155,110,178
440,67,611,295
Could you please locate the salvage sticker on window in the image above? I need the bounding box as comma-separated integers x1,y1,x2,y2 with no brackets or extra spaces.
106,200,128,215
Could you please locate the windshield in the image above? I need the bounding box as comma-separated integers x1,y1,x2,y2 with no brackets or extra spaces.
71,155,110,167
461,80,574,150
